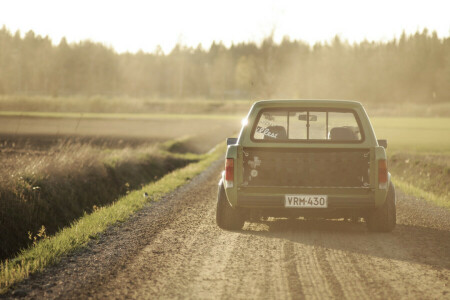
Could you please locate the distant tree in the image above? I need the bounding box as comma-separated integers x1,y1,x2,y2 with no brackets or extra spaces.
0,26,448,103
235,55,257,97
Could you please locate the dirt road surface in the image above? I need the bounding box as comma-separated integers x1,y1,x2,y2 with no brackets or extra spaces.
7,160,450,299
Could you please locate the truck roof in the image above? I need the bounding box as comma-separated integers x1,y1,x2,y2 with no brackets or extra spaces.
251,99,364,110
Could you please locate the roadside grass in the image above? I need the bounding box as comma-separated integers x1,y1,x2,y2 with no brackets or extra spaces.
0,138,203,260
392,177,449,209
0,142,225,293
388,152,449,209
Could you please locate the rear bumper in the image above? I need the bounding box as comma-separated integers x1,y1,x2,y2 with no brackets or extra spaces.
238,194,375,209
236,190,376,218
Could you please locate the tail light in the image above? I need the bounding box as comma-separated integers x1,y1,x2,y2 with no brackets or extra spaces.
378,159,388,189
225,158,234,181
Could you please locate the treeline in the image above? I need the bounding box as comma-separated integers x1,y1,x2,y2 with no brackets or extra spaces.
0,26,449,103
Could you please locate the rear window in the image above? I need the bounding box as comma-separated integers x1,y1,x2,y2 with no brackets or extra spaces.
252,109,363,142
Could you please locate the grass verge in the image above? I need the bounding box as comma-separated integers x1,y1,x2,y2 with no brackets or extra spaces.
392,177,449,209
388,152,449,209
0,141,198,260
0,142,225,293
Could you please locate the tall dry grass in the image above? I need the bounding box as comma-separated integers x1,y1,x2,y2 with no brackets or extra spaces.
389,153,449,205
0,140,197,260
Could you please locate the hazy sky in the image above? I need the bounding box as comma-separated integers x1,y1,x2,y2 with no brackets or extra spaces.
1,0,449,53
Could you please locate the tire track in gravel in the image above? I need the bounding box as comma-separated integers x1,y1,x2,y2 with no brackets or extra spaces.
220,229,274,299
318,246,368,299
295,242,332,299
260,233,286,299
282,241,305,299
289,229,333,300
219,222,294,299
182,228,240,299
346,252,401,300
314,246,346,299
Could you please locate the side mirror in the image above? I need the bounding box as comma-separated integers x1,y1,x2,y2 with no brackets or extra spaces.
378,139,388,149
227,138,238,145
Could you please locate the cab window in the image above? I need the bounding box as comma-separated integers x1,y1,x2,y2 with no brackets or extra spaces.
252,109,362,142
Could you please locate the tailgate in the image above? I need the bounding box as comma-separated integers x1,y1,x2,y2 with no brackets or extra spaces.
242,148,371,188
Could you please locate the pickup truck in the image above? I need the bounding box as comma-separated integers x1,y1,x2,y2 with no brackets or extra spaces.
217,100,396,232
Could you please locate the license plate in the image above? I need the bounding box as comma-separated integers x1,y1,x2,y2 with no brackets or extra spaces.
285,195,328,208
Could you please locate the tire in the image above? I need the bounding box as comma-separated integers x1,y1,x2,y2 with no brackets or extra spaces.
366,182,396,232
216,185,245,230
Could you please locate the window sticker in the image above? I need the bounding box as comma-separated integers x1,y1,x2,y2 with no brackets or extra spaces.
255,126,279,138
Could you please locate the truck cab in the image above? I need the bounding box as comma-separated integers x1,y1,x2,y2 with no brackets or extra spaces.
217,100,396,232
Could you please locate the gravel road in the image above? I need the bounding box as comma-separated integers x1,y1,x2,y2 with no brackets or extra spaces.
6,160,450,299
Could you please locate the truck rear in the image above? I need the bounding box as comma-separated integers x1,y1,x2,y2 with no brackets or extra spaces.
217,100,396,232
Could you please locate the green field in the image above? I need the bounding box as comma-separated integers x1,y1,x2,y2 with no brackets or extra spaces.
371,117,450,154
1,111,448,153
0,111,242,121
1,109,449,148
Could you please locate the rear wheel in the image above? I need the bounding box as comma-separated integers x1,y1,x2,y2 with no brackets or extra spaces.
366,182,396,232
216,185,245,230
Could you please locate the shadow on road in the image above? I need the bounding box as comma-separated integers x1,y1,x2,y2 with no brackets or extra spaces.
241,218,450,270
